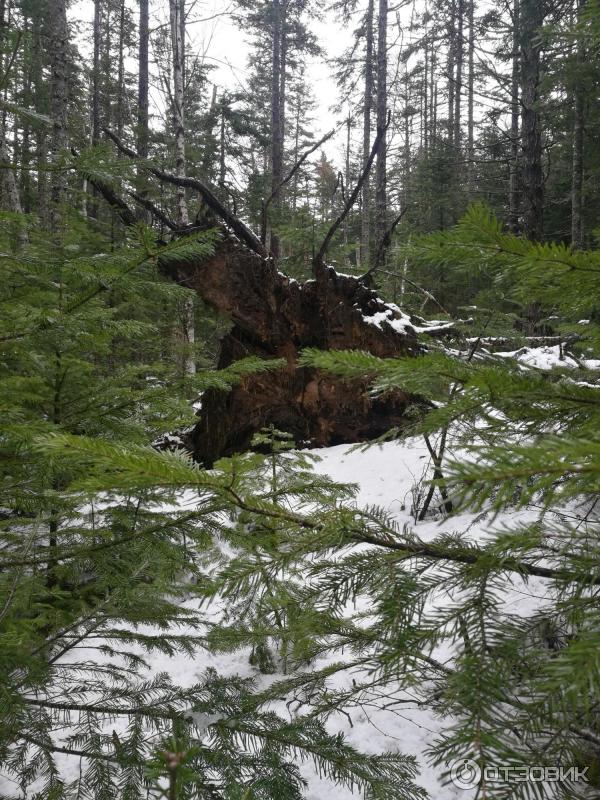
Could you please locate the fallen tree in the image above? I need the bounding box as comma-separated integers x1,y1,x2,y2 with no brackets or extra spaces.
161,231,420,463
100,126,429,464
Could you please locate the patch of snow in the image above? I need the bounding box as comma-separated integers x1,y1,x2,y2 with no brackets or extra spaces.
363,305,457,336
192,391,204,411
496,344,580,371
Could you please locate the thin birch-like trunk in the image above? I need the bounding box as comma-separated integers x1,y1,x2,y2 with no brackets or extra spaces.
169,0,195,374
169,0,188,226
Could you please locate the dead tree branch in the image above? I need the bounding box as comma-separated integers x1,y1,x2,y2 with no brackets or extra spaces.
126,190,179,231
71,148,137,227
103,127,269,259
313,113,390,278
260,127,336,244
360,206,408,283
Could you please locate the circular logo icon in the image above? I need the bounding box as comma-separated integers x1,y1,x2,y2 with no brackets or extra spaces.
450,758,481,789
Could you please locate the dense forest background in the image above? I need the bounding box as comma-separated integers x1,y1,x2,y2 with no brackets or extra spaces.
2,0,600,292
1,0,600,798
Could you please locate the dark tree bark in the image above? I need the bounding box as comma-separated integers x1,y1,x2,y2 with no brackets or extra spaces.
19,16,33,215
447,0,456,145
136,0,150,223
46,0,69,236
117,0,126,138
88,0,102,219
92,0,101,147
519,0,545,241
509,0,520,233
571,0,585,249
29,15,48,227
361,0,374,270
453,0,463,150
344,113,351,249
375,0,387,263
0,130,28,245
403,63,410,209
0,7,23,231
269,0,285,260
466,0,475,195
137,0,149,160
423,29,429,157
219,99,226,193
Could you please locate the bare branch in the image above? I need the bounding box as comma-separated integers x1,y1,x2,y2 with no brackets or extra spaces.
313,113,390,278
127,190,179,231
103,127,269,259
261,127,336,244
71,148,137,227
360,206,408,282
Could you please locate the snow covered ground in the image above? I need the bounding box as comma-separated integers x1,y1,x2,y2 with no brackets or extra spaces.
1,435,561,800
297,440,548,799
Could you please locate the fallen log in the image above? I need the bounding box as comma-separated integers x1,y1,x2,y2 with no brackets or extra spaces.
98,126,426,464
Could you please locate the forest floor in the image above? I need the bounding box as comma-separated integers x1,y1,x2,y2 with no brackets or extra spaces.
0,434,557,800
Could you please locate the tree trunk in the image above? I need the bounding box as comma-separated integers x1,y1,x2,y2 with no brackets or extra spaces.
344,113,351,249
92,0,101,146
361,0,374,270
169,0,194,374
571,0,585,249
403,63,410,209
135,0,150,222
0,130,28,244
46,0,69,236
0,138,16,219
291,88,301,212
466,0,475,196
117,0,125,138
0,2,23,235
138,0,149,159
269,0,284,261
519,0,545,241
30,14,48,227
509,0,520,232
375,0,387,262
423,30,429,157
453,0,463,150
447,0,456,145
219,99,226,193
169,0,188,227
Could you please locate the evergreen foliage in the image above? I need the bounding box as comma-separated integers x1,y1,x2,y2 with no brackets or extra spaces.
295,207,600,797
2,0,600,793
0,221,424,797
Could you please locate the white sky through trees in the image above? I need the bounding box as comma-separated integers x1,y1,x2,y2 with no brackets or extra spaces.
75,0,351,158
72,0,498,200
